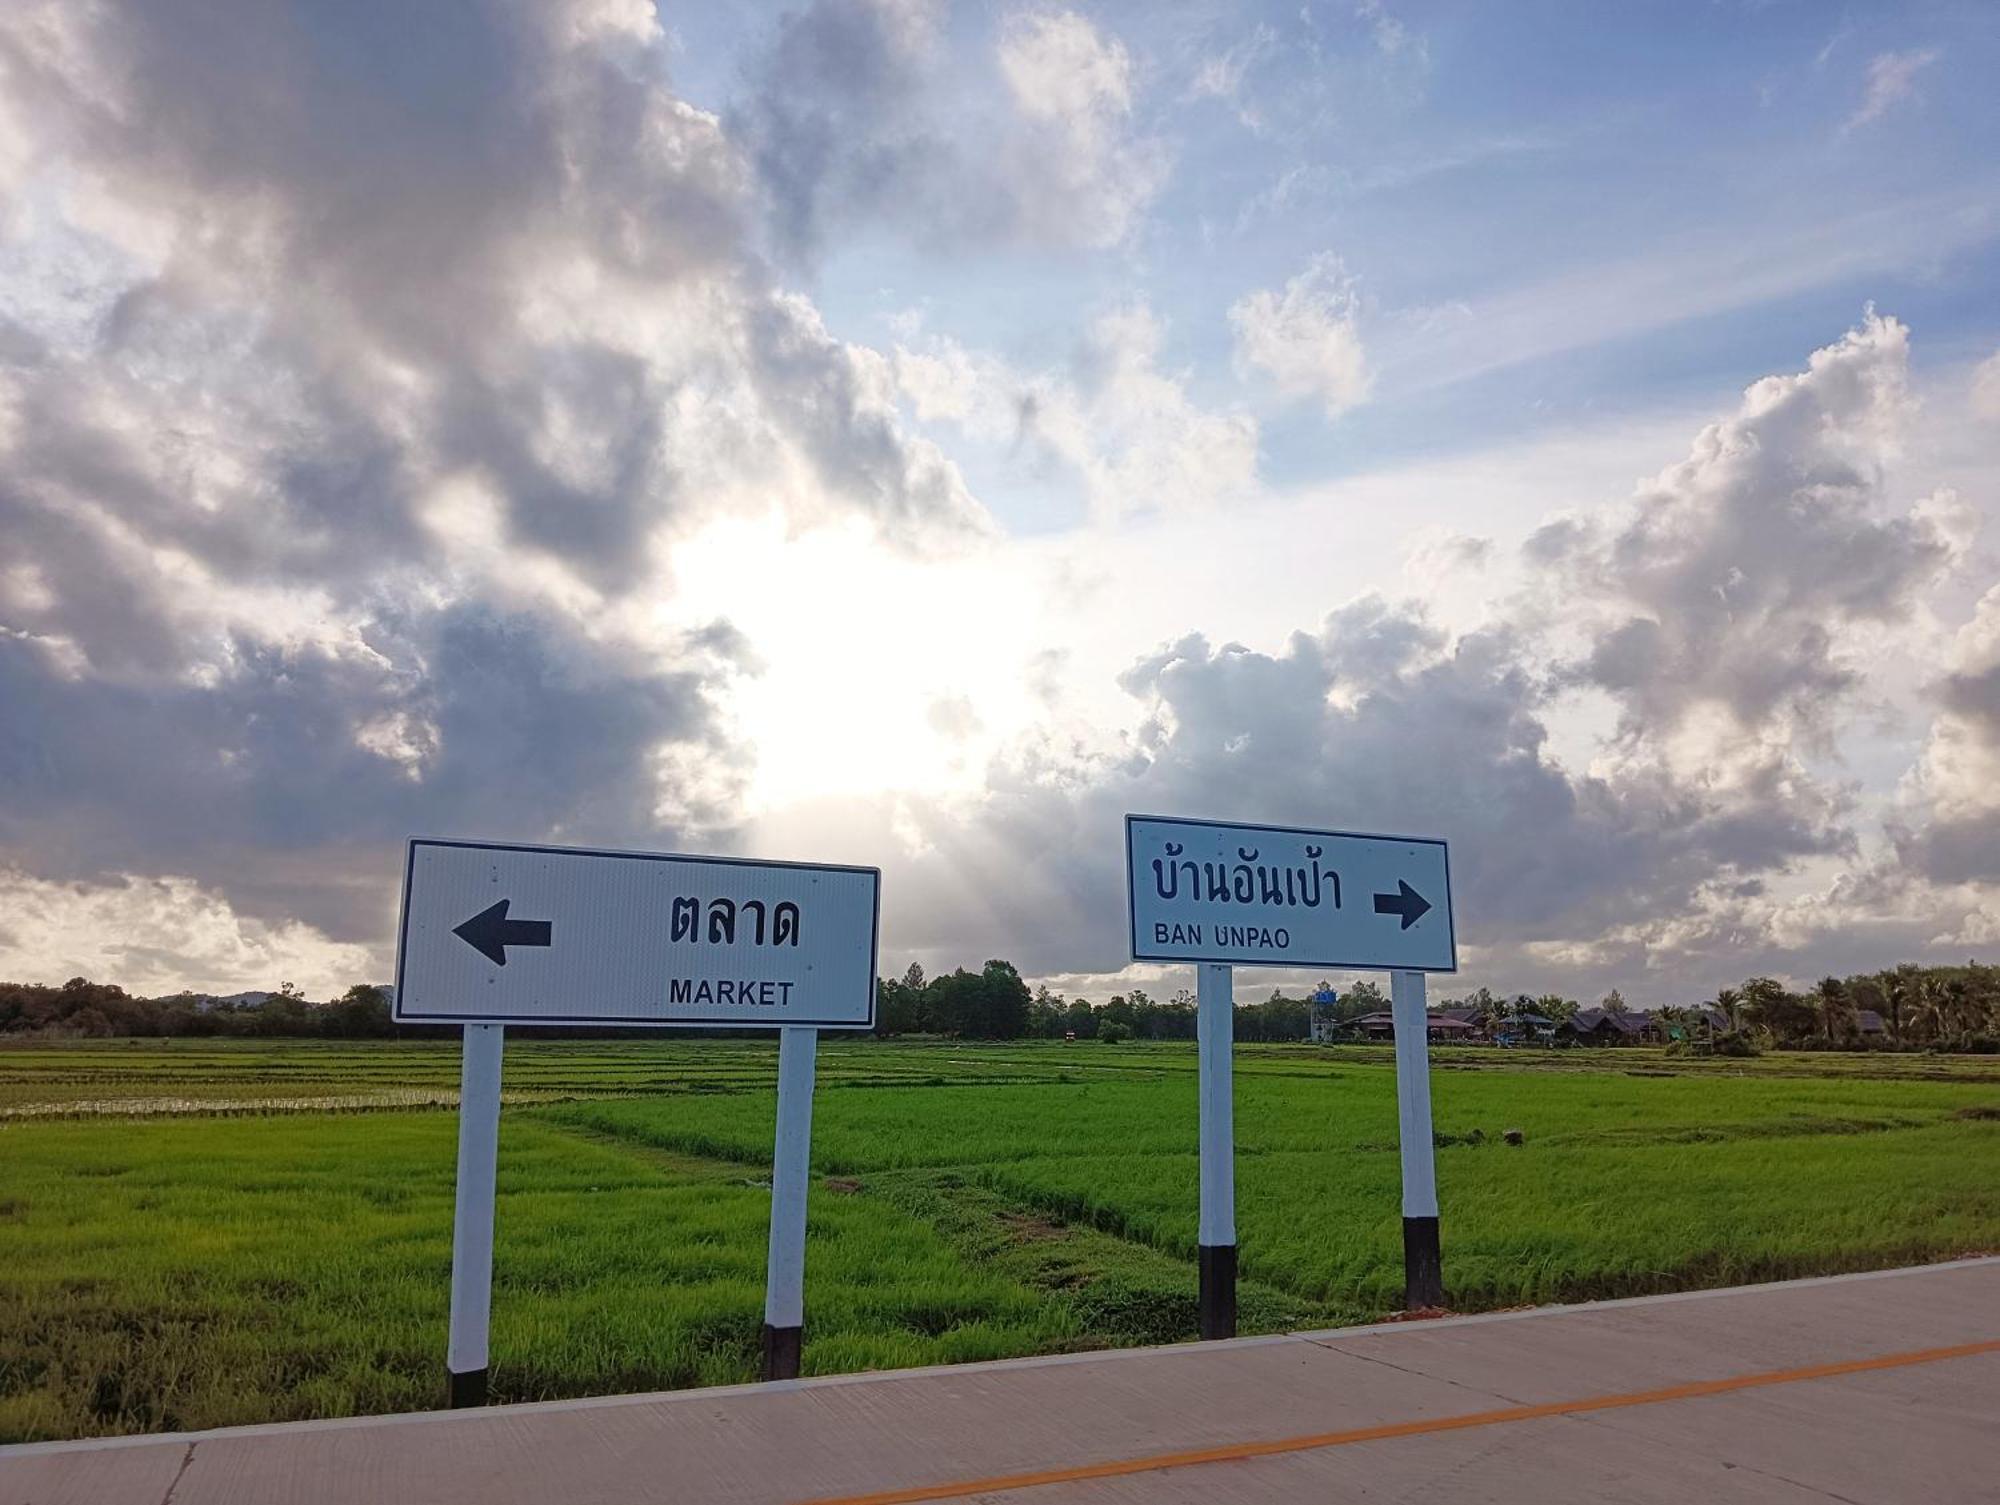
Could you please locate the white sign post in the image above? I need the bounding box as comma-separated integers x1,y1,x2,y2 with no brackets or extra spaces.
445,1021,503,1408
1126,816,1456,1327
762,1025,818,1381
395,838,880,1401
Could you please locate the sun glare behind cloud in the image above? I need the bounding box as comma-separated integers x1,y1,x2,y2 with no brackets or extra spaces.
667,517,1042,812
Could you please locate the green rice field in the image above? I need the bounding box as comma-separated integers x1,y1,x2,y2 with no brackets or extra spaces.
2,1037,1998,1443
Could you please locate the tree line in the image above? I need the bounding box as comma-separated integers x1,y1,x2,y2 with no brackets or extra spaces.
1694,965,2000,1051
4,961,1998,1049
0,979,402,1039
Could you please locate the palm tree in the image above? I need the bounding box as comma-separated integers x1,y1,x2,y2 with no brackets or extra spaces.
1812,977,1851,1039
1936,968,1968,1040
1911,974,1948,1044
1739,977,1794,1042
1713,986,1742,1033
1883,969,1914,1045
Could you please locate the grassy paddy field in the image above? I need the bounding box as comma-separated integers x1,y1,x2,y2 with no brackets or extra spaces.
2,1037,1998,1442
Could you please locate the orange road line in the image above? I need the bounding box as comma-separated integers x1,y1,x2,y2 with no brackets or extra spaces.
799,1336,2000,1505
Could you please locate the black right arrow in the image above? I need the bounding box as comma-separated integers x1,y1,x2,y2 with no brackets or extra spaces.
1372,879,1432,930
452,898,553,966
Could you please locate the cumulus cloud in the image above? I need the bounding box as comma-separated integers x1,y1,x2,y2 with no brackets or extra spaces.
861,312,1986,1001
0,0,986,979
995,8,1170,246
1530,312,1954,748
1846,47,1942,130
733,1,1167,260
893,305,1259,519
869,594,1836,989
1230,255,1372,417
1894,586,2000,884
0,869,373,997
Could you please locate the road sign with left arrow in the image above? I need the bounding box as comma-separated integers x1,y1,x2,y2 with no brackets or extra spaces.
394,838,880,1028
1126,815,1455,972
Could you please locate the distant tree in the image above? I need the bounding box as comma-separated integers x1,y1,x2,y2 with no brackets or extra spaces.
1739,977,1813,1043
1535,994,1579,1027
1063,996,1096,1038
974,959,1032,1039
1600,988,1628,1014
324,984,393,1038
1343,979,1388,1015
1029,983,1066,1037
1882,967,1919,1044
876,972,926,1035
1713,986,1743,1033
1811,976,1852,1039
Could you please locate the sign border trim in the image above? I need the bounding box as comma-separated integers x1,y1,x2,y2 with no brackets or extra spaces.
393,837,883,1028
1123,813,1458,974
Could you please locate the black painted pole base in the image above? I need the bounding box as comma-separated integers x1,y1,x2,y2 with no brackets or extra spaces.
761,1322,803,1381
1402,1215,1445,1310
447,1367,488,1409
1198,1243,1237,1340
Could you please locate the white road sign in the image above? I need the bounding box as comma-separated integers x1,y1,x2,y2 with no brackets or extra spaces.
395,839,880,1029
1126,815,1456,972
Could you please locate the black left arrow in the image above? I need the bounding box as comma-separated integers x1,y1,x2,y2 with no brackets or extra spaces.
452,899,553,966
1372,879,1432,930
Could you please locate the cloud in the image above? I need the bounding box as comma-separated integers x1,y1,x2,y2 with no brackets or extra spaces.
856,312,1986,1002
0,868,374,998
1530,312,1955,748
1354,0,1419,59
0,0,987,982
1230,255,1372,418
867,594,1840,991
1894,585,2000,884
1973,350,2000,421
732,1,1167,260
1185,23,1278,129
894,306,1260,520
730,0,947,262
1847,47,1942,130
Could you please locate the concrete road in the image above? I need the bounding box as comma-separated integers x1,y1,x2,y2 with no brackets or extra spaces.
5,1259,1997,1504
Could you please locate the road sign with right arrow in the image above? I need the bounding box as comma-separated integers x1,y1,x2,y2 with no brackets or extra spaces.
1126,815,1456,972
394,838,880,1028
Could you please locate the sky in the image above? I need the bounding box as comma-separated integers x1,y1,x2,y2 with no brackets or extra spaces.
1,0,1998,1006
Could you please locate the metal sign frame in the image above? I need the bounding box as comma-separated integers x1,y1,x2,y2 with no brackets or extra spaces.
1123,812,1455,1337
1124,813,1457,973
393,837,882,1030
396,835,879,1405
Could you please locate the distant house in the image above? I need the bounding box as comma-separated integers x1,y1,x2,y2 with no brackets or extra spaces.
1564,1008,1661,1045
1433,1006,1486,1033
1854,1009,1887,1038
1351,1011,1480,1043
1493,1012,1555,1046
